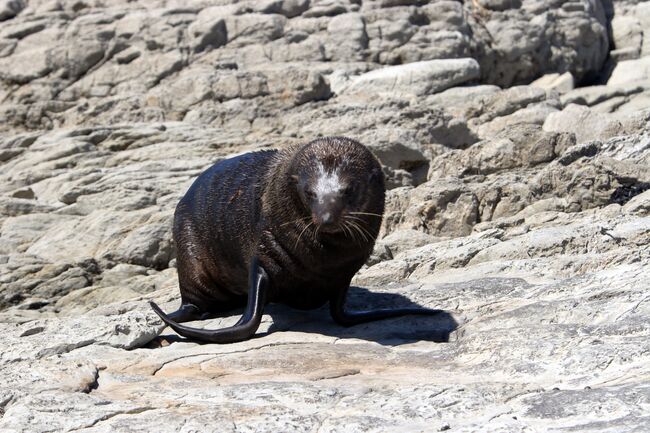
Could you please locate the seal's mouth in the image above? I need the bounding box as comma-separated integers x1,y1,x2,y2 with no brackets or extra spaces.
317,222,344,235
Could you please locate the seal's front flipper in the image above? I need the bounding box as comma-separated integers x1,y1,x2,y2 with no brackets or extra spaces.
149,302,205,324
329,285,443,327
149,258,269,343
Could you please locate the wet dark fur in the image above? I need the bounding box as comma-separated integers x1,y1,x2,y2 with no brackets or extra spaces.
176,137,382,311
150,137,439,343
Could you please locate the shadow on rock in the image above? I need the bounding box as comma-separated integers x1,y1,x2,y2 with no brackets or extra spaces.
152,286,457,347
263,285,458,346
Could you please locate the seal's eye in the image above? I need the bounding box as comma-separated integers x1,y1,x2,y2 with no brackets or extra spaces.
304,189,316,200
343,185,354,197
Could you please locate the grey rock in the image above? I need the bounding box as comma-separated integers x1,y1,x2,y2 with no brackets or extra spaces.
622,189,650,216
257,0,311,18
560,84,644,107
371,228,439,264
0,46,50,84
610,14,643,59
0,0,24,21
608,56,650,87
325,13,368,61
188,9,227,53
543,103,628,144
470,0,609,86
530,72,574,93
613,89,650,114
341,58,480,96
383,181,480,237
303,0,357,18
224,13,287,48
430,124,567,177
361,128,427,170
0,2,649,431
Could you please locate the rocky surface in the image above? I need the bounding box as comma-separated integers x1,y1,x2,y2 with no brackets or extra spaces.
1,0,649,432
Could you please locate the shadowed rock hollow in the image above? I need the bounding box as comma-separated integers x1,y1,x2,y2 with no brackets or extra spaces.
1,0,649,431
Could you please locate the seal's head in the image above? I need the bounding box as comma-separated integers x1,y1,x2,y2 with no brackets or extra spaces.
288,137,385,236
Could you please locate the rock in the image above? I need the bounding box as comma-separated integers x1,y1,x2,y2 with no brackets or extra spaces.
0,197,57,217
325,13,368,61
608,56,650,87
0,47,50,84
223,13,287,48
371,228,439,264
638,2,650,58
543,104,618,144
613,90,650,114
530,72,575,94
342,58,480,96
430,124,567,177
265,67,331,105
188,9,228,53
303,0,357,18
383,181,480,237
361,128,427,170
466,85,548,126
256,0,310,18
622,189,650,216
610,14,642,60
560,84,644,108
10,186,35,199
475,103,560,140
0,0,23,21
0,2,649,431
469,0,609,86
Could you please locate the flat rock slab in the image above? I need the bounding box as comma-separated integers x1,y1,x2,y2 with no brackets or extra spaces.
341,58,480,96
0,254,648,432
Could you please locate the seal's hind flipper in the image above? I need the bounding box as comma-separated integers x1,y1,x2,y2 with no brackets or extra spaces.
149,258,269,344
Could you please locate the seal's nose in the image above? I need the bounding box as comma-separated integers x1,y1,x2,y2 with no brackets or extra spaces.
321,212,333,224
312,193,343,231
313,211,336,228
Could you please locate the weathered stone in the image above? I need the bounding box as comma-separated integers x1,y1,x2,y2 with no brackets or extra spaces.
0,0,23,21
530,72,575,93
543,104,619,144
361,128,427,170
470,0,609,86
256,0,311,18
342,58,480,96
0,47,50,84
608,56,650,87
325,12,368,61
0,2,649,431
610,14,642,59
431,124,565,178
560,84,644,107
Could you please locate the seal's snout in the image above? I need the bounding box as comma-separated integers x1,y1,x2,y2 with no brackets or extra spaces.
312,194,344,231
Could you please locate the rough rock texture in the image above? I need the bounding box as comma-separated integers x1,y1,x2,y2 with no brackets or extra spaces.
1,1,649,432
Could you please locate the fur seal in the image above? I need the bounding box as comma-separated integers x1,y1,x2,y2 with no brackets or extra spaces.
150,136,440,343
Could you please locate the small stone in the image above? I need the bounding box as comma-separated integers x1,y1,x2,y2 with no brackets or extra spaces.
530,72,574,94
10,187,35,200
0,0,24,21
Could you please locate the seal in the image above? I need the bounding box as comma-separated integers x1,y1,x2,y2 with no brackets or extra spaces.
150,136,440,343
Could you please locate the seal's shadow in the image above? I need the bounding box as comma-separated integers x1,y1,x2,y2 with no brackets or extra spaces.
155,286,457,347
262,286,458,346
